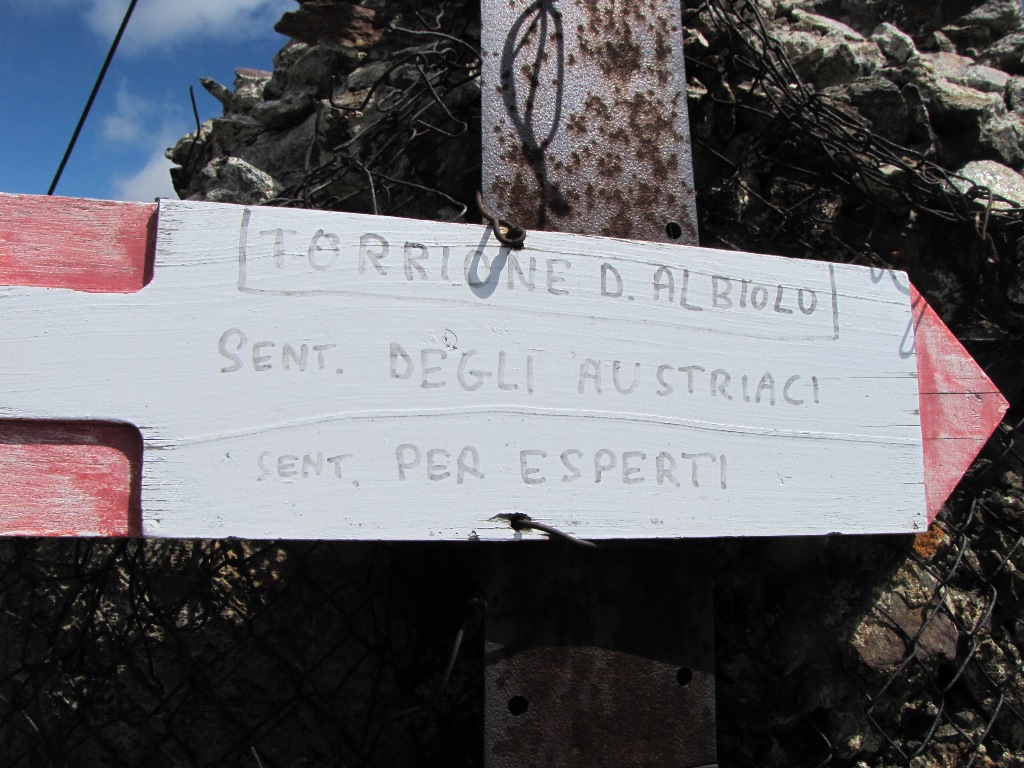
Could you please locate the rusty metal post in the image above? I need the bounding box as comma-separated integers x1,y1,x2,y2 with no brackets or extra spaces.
480,1,716,765
481,0,698,243
484,544,716,767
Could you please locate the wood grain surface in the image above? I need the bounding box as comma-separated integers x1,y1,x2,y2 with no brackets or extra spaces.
0,194,153,535
0,193,1007,538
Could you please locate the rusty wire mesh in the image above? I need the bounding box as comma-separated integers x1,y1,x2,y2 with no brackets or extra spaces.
688,1,1024,766
265,3,482,222
3,1,1024,766
0,539,484,767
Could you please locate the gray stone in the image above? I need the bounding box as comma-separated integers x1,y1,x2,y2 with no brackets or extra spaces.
775,26,885,88
346,60,393,92
824,76,909,144
953,159,1024,208
933,30,957,53
1009,272,1024,304
193,157,281,205
166,122,213,166
274,39,310,71
871,22,917,64
942,0,1024,51
774,28,821,62
851,562,959,672
1007,76,1024,110
263,41,310,100
915,70,1006,130
953,0,1023,37
751,0,777,21
388,63,422,89
966,62,1013,92
790,9,865,41
979,29,1024,73
236,113,317,188
287,44,365,95
922,52,1011,93
903,83,938,149
209,115,264,150
200,77,232,109
979,111,1024,166
229,68,271,114
250,91,315,130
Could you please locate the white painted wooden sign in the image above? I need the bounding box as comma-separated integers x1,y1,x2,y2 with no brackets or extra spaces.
0,200,933,538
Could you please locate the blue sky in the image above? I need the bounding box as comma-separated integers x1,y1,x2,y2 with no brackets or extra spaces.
0,0,294,201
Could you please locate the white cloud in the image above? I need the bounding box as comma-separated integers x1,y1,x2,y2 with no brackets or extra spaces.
112,148,178,202
100,87,188,201
101,86,156,143
1,0,292,51
85,0,292,52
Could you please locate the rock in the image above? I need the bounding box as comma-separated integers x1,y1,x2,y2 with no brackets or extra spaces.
200,77,232,109
236,113,317,188
903,83,938,149
922,51,1012,93
274,1,380,48
165,122,213,166
1007,76,1024,110
262,40,309,100
229,68,271,113
193,157,281,205
1009,272,1024,304
250,91,315,130
967,62,1013,92
209,115,264,149
774,25,885,88
774,27,821,61
824,76,909,143
388,62,422,89
954,159,1024,208
952,0,1023,37
979,111,1024,166
871,22,917,64
851,563,959,672
933,29,958,53
790,9,865,41
346,60,393,92
274,39,310,70
942,0,1024,51
916,70,1006,130
751,0,777,21
979,30,1024,73
287,44,366,95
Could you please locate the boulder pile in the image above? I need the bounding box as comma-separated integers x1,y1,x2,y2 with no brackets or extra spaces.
167,0,479,221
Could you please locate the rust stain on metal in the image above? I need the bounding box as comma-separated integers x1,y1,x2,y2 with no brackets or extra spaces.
480,2,711,763
481,0,697,244
484,545,716,768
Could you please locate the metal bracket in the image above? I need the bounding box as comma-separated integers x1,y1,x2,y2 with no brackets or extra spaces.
484,544,716,767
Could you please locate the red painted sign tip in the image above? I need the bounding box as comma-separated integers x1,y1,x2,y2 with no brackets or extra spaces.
913,287,1009,522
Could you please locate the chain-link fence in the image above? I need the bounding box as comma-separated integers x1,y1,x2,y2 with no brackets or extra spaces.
4,1,1024,765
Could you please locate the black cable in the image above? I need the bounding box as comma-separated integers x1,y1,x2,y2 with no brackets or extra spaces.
47,0,140,195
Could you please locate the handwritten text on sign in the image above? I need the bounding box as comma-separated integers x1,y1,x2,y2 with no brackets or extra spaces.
0,201,924,538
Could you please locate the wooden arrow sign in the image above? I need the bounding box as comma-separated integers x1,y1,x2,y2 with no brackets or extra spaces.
0,193,1008,538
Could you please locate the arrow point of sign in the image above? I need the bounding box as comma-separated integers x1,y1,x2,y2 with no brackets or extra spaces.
912,286,1009,522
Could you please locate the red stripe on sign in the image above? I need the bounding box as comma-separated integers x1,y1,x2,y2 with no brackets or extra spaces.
0,421,142,536
0,193,149,536
913,287,1009,522
0,192,154,292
